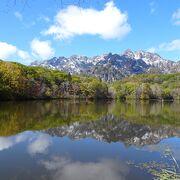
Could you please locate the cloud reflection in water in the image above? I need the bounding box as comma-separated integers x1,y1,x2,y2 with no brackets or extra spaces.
41,156,129,180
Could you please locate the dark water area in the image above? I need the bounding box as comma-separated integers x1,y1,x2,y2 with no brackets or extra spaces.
0,100,180,180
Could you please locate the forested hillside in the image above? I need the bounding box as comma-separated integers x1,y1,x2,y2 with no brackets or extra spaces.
111,73,180,100
0,60,180,101
0,60,108,100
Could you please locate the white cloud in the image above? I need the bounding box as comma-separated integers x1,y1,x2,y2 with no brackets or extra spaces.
28,134,51,155
0,42,17,59
44,1,131,40
0,39,54,62
14,11,23,21
14,11,37,29
148,39,180,54
159,39,180,51
172,8,180,25
0,41,31,62
31,38,54,59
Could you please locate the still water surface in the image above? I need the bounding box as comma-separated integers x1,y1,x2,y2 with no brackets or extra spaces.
0,100,180,180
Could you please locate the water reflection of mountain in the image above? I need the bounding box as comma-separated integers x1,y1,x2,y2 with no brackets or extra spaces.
45,114,180,146
0,100,180,142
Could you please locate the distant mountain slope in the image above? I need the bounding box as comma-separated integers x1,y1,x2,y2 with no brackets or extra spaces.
31,49,180,81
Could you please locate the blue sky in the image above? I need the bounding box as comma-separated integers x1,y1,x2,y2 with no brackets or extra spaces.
0,0,179,64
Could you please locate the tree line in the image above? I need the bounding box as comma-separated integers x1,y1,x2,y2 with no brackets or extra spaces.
0,60,108,100
0,60,180,101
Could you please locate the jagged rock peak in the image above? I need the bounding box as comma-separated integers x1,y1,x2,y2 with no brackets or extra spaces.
123,49,135,58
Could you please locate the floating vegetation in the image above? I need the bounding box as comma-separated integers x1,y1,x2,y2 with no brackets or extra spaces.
152,148,180,180
153,169,180,180
129,147,180,180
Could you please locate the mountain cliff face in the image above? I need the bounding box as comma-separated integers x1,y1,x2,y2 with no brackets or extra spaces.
31,50,180,81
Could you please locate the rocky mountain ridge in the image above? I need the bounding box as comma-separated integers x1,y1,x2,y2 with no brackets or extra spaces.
31,50,180,81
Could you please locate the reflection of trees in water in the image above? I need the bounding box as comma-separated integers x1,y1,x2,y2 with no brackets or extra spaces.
135,101,180,115
0,100,179,137
111,101,180,127
0,100,109,136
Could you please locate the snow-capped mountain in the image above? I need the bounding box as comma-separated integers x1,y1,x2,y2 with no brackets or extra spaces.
125,50,180,73
31,49,180,81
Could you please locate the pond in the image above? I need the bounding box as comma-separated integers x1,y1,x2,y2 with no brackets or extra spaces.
0,100,180,180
